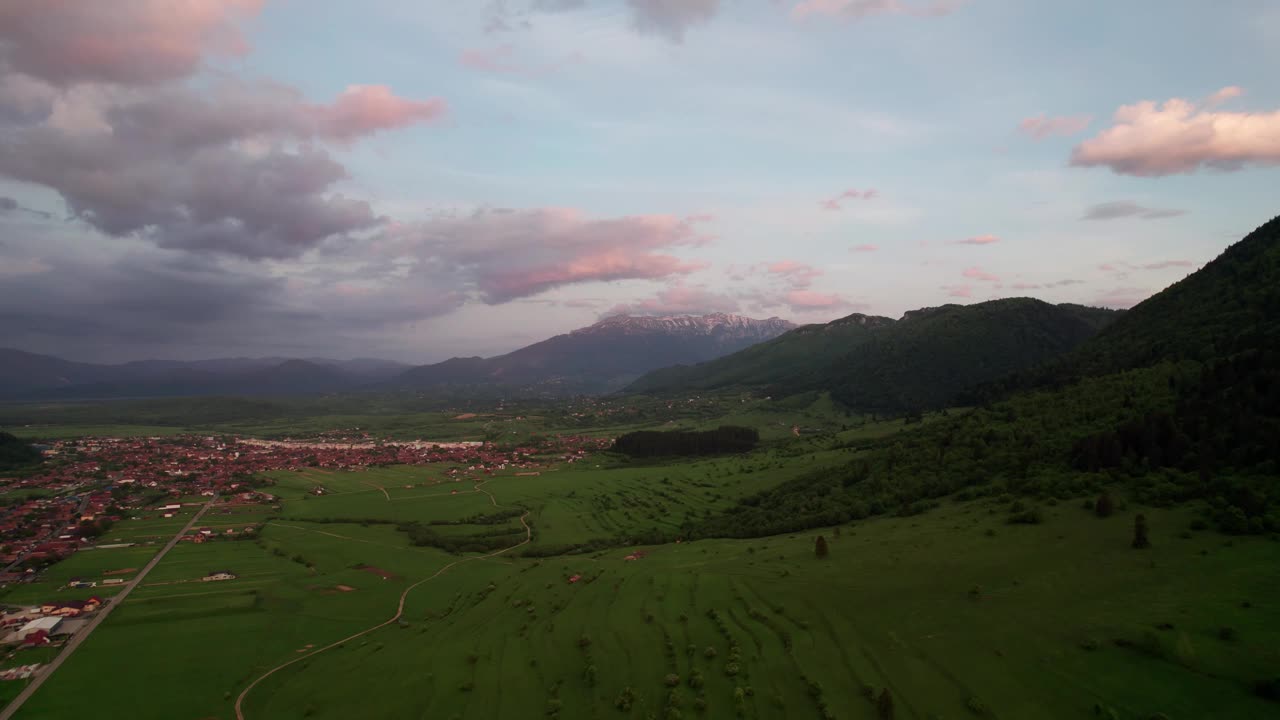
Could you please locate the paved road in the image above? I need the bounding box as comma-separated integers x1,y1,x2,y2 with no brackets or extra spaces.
0,499,216,720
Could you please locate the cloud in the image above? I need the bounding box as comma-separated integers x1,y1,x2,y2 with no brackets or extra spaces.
765,260,823,289
1204,86,1244,108
1100,260,1198,274
0,257,51,277
0,78,444,259
0,196,16,212
318,85,446,141
460,45,521,73
781,289,853,312
850,244,879,252
1018,114,1092,139
605,283,740,316
1070,88,1280,176
820,188,878,210
627,0,721,42
0,0,265,87
792,0,960,20
1093,286,1149,309
1081,201,1186,221
941,284,972,298
961,266,999,283
386,208,710,303
458,44,583,76
952,234,1000,245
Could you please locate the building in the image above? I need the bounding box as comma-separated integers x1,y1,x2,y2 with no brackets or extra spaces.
202,571,237,582
18,616,61,640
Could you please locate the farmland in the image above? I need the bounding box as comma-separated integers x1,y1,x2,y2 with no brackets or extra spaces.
6,416,1279,719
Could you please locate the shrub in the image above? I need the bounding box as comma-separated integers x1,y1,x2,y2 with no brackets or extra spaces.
704,646,717,658
1132,514,1151,549
876,689,894,719
665,673,681,687
966,695,988,715
1095,492,1115,518
1219,627,1238,642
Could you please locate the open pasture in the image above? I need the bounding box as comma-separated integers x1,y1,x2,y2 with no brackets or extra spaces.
242,500,1280,720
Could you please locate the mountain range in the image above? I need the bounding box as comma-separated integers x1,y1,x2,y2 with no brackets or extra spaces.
0,313,795,400
387,313,797,395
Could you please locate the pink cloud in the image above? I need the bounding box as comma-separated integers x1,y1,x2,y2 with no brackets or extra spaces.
315,85,446,141
784,289,852,311
962,266,1000,282
388,208,710,303
1009,282,1041,290
606,284,740,316
851,244,879,252
765,260,823,289
793,0,959,21
1093,287,1150,309
1070,88,1280,176
942,285,973,298
1204,86,1244,108
0,0,265,87
1018,114,1092,139
459,45,519,73
952,234,1000,246
1141,260,1196,270
819,188,878,211
458,44,583,76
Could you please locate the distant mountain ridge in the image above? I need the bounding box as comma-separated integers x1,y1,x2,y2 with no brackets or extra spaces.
0,313,794,400
388,313,796,395
627,299,1122,412
0,351,410,400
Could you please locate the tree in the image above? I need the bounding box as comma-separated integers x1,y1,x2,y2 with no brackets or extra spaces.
1132,513,1151,549
815,535,829,558
1095,492,1115,518
877,688,895,720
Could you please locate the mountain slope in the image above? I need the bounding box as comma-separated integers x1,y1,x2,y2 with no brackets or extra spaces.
627,312,894,393
628,300,1120,412
391,313,796,394
687,215,1280,540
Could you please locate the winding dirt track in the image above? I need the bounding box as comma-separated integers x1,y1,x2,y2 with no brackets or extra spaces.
234,482,527,720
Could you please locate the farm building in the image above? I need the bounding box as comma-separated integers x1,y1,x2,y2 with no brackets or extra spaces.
202,571,237,582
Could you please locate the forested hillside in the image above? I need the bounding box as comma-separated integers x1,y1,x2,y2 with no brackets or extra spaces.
687,216,1280,540
628,299,1118,413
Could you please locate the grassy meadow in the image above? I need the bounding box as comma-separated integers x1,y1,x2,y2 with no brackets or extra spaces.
4,396,1279,720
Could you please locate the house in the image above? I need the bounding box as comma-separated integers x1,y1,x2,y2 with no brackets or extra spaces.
102,578,125,585
202,571,236,582
158,504,182,512
21,629,49,646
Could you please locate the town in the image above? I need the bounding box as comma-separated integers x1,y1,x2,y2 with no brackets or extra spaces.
0,430,611,679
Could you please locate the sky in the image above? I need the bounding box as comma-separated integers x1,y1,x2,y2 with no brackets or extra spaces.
1,0,1278,364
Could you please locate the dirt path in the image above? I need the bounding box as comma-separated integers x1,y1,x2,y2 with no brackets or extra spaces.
233,481,527,720
362,480,391,501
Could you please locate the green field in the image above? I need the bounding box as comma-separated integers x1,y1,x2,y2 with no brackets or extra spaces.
10,440,1280,720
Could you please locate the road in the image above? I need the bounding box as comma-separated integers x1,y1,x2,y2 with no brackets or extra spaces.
0,498,216,720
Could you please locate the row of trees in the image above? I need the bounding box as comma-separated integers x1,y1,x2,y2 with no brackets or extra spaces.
612,426,759,458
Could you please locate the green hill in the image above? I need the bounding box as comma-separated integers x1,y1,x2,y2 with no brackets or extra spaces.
687,215,1280,540
628,299,1119,413
626,312,893,394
